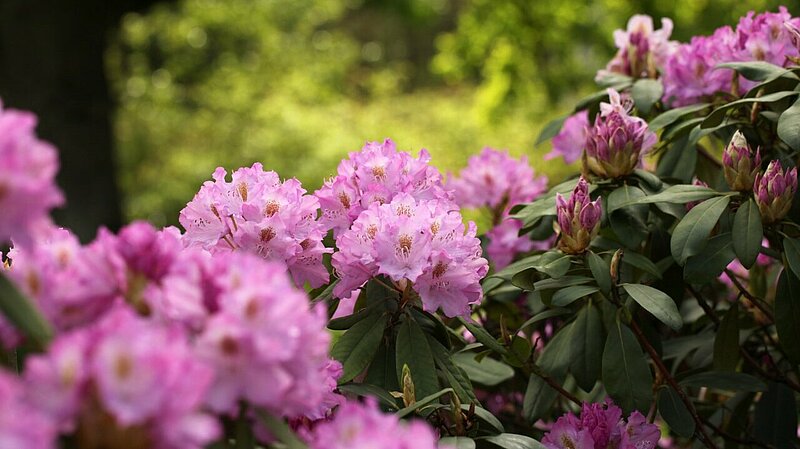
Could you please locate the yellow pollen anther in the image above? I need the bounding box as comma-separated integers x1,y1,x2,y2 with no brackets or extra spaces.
338,192,351,209
237,183,248,202
398,234,413,253
265,201,280,217
260,227,276,242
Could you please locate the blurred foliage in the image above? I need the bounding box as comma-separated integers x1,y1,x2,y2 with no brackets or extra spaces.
108,0,796,226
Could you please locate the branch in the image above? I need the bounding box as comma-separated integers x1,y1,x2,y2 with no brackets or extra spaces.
529,364,581,406
723,268,774,322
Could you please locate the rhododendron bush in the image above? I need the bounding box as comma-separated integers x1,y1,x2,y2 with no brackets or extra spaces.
3,7,800,449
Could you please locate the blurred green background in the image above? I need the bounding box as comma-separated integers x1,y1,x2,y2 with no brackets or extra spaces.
2,0,797,237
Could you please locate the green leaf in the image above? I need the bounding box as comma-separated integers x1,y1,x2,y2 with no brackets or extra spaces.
533,275,594,291
702,90,800,128
621,251,663,280
569,303,604,392
535,116,567,146
602,318,653,414
631,79,663,114
0,273,52,348
783,237,800,279
439,437,475,449
656,135,697,183
622,284,682,330
330,313,387,383
754,382,798,449
616,184,718,208
255,410,308,449
478,434,546,449
715,61,789,81
396,388,454,418
680,371,766,392
732,198,763,269
777,96,800,150
683,233,735,284
396,316,439,400
337,383,399,410
535,251,573,279
608,186,649,249
457,318,507,355
523,327,571,422
551,285,599,307
518,308,571,332
649,103,710,132
657,386,695,438
453,352,514,386
775,269,800,365
586,251,612,294
670,195,730,265
327,302,383,330
713,303,740,372
428,336,477,404
462,405,505,433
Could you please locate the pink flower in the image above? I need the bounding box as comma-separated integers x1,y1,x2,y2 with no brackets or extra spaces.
0,101,64,245
0,369,58,449
308,399,439,449
547,111,590,164
181,163,330,288
315,139,452,237
598,14,677,79
754,160,798,224
556,177,601,254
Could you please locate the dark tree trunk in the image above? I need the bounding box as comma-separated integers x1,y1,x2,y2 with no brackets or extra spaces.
0,0,166,241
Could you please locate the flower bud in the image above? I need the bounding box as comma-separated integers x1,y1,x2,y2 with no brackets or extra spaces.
722,131,761,191
785,21,800,52
556,177,602,254
754,160,798,224
582,90,656,179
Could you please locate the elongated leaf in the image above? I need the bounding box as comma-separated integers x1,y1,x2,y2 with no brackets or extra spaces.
715,61,788,81
458,318,507,355
586,251,612,294
256,411,308,449
783,236,800,279
702,90,800,128
608,186,649,249
777,96,800,150
616,184,718,208
453,352,514,386
396,388,454,418
327,302,383,330
649,103,710,131
533,275,594,291
570,303,604,392
622,284,682,330
462,404,505,433
0,273,52,348
754,382,798,448
396,317,439,399
337,383,399,410
680,371,766,392
518,308,571,332
621,251,663,279
602,319,653,414
331,313,387,383
535,116,568,145
683,233,735,284
671,195,730,264
732,199,763,269
523,327,571,422
428,336,477,404
631,79,663,114
713,303,740,372
657,386,695,438
479,434,546,449
551,285,599,307
439,437,475,449
775,269,800,364
535,251,572,279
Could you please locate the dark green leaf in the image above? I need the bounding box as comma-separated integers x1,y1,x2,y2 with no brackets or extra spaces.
533,275,594,291
602,318,653,414
331,313,387,383
551,285,599,307
656,135,696,183
505,335,532,368
713,303,740,372
337,383,399,410
622,284,682,330
256,411,308,449
535,116,567,146
621,251,663,280
518,308,571,332
396,388,454,418
649,103,710,132
657,386,695,438
784,237,800,280
777,96,800,150
631,79,663,114
453,352,514,386
616,184,718,208
457,318,507,355
0,274,52,349
396,316,439,399
715,61,788,81
463,405,505,433
680,371,766,392
439,437,475,449
775,269,800,365
671,195,730,264
428,336,477,404
570,303,604,392
683,233,735,284
535,251,573,279
478,434,546,449
732,199,763,269
523,327,571,422
327,302,383,330
754,382,797,449
702,90,800,128
608,186,649,249
587,251,612,294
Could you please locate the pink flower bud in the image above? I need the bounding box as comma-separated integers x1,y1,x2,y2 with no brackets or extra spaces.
754,160,798,224
556,177,602,254
723,131,761,191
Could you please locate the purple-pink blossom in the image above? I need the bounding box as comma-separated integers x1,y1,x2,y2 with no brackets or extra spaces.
556,177,601,255
308,399,439,449
548,111,590,165
542,400,659,449
0,369,58,449
0,101,64,245
597,14,677,80
332,193,488,317
315,139,452,237
723,130,761,191
754,160,798,224
180,163,330,288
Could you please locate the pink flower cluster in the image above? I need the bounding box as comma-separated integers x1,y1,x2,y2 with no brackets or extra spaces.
598,15,677,80
180,163,330,288
332,193,488,317
0,370,57,449
315,139,452,237
0,101,63,245
308,399,438,449
542,400,660,449
662,8,800,106
448,148,549,269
